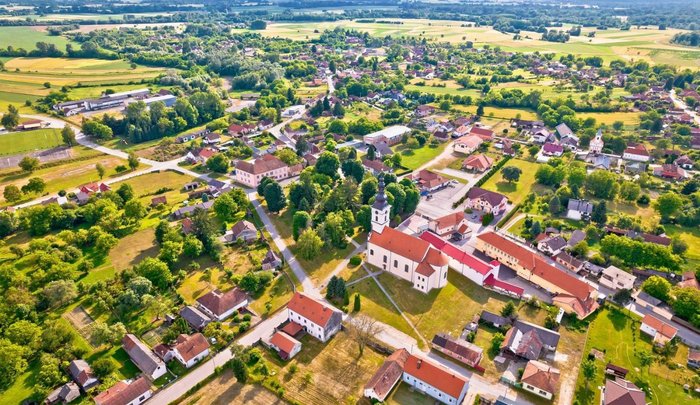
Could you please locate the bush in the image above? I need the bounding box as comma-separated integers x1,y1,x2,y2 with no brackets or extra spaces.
349,255,362,266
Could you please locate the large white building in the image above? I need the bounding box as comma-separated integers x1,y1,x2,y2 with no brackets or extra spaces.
287,292,342,342
366,178,450,293
589,128,605,154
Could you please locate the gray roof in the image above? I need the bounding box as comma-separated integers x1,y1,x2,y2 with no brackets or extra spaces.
567,199,593,214
46,382,80,403
480,310,510,327
122,334,165,377
541,235,568,251
568,230,585,246
179,305,212,330
556,123,574,138
512,320,561,348
173,201,214,217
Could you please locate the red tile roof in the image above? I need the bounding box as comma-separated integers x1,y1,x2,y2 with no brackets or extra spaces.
369,226,448,267
463,154,493,170
521,360,560,394
287,292,340,328
270,331,300,356
364,349,409,401
281,321,304,336
403,353,468,399
196,288,248,317
642,314,678,339
419,231,493,275
94,377,151,405
173,333,210,362
484,274,525,296
469,126,494,140
236,154,287,175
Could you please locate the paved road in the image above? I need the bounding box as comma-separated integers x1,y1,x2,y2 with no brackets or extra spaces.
670,89,700,126
267,112,303,148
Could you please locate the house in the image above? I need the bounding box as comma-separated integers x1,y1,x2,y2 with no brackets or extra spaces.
172,201,214,219
465,187,508,215
416,105,436,117
202,132,222,145
171,333,210,368
122,334,167,380
185,147,217,164
677,271,699,290
599,266,636,292
224,220,258,243
537,235,567,256
181,217,194,235
228,123,254,136
605,363,629,379
566,199,593,221
234,154,294,188
364,349,409,402
542,142,564,157
568,230,585,247
94,377,152,405
554,252,583,273
412,169,451,192
402,352,469,404
559,135,579,150
287,292,342,342
480,310,511,328
674,155,694,169
427,211,472,240
501,320,561,360
601,378,646,405
590,129,604,153
363,125,411,146
555,123,574,139
531,128,556,144
372,141,394,158
45,382,80,404
261,249,282,270
79,182,110,195
462,154,493,172
476,232,599,319
640,314,677,346
179,305,211,331
622,144,650,162
197,288,249,321
367,180,450,293
268,331,302,360
362,158,392,175
431,333,483,368
150,195,167,207
68,359,99,390
469,126,494,141
281,105,304,117
454,135,483,154
653,164,688,180
688,349,700,369
183,182,199,191
520,360,560,401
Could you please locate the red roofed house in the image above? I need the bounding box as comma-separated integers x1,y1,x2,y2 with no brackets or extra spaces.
462,153,493,172
196,288,249,321
419,231,499,287
521,360,561,400
622,144,650,162
234,154,294,188
94,376,152,405
287,292,343,342
465,187,508,215
367,178,450,293
185,147,217,164
427,211,471,240
268,331,302,360
475,232,599,319
454,134,483,154
640,314,678,346
172,333,210,368
542,142,564,157
653,163,688,180
79,182,110,195
364,348,409,402
469,126,494,141
431,332,483,368
412,169,451,192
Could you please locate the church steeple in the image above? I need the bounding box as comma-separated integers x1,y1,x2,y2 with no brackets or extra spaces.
371,175,391,233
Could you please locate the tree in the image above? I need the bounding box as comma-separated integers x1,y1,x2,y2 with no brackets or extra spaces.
641,276,672,301
341,159,364,183
1,104,19,130
0,339,27,390
490,332,505,356
61,125,77,146
117,183,134,202
18,156,39,172
21,177,45,195
124,199,147,222
206,153,230,173
96,163,106,179
671,287,700,324
549,195,561,215
42,279,78,308
93,321,126,346
613,288,633,305
528,145,540,157
5,320,41,349
639,350,653,374
135,257,172,289
315,151,341,178
347,314,383,356
250,20,267,30
353,293,361,312
581,359,596,390
591,201,607,225
585,170,618,199
159,241,182,265
213,193,239,222
297,228,323,260
670,237,688,255
501,301,516,318
231,358,248,383
125,153,139,171
292,210,311,241
654,192,684,219
4,184,22,202
619,181,641,202
263,180,286,213
502,166,522,183
183,234,204,258
92,358,117,379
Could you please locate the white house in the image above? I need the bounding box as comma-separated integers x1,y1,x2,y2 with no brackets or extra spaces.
363,125,411,146
366,179,450,293
268,331,302,360
566,199,593,221
622,144,650,162
196,288,249,321
537,235,567,256
465,187,508,216
287,292,342,342
599,266,636,292
427,211,471,240
521,360,560,400
640,314,678,346
94,377,152,405
172,333,210,369
282,105,305,117
454,134,483,154
402,352,469,404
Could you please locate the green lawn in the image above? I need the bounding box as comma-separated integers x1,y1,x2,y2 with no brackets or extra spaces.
574,306,699,405
481,158,541,205
664,225,700,273
0,128,62,155
386,382,435,405
0,26,74,50
394,142,448,170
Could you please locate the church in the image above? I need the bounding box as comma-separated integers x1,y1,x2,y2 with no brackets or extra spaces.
366,177,450,293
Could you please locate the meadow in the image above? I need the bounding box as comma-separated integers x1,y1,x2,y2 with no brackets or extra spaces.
0,128,62,155
248,20,700,68
0,26,75,50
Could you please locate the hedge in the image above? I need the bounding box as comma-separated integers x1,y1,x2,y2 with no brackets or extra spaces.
496,203,522,228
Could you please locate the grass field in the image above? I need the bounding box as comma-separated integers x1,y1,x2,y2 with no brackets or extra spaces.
574,306,699,405
247,20,700,67
0,26,75,49
394,142,448,170
664,225,700,273
482,158,541,205
0,128,62,155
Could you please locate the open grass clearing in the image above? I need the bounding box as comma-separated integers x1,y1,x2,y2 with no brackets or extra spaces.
0,128,62,155
393,142,448,170
481,158,541,205
0,26,75,49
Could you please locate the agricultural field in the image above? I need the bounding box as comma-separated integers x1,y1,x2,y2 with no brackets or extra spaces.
249,20,700,67
0,26,75,49
0,128,62,155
